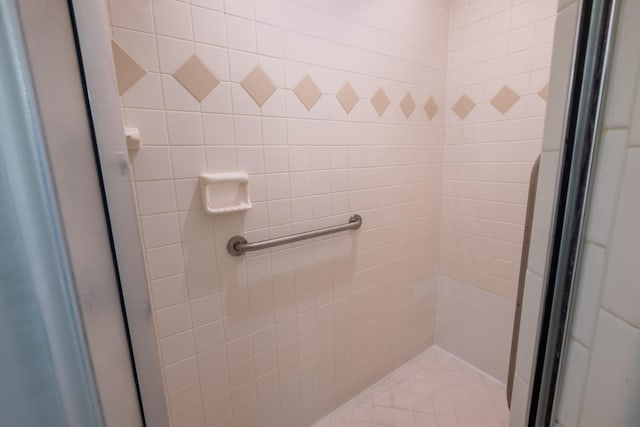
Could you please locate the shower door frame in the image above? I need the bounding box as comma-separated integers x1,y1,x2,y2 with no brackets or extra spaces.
526,0,620,425
9,0,167,425
11,0,172,425
61,0,172,426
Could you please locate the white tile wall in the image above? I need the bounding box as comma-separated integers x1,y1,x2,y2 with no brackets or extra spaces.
103,0,580,423
512,0,640,425
438,0,557,383
557,122,640,426
554,339,588,427
105,0,447,425
599,149,640,329
578,311,640,427
436,276,515,382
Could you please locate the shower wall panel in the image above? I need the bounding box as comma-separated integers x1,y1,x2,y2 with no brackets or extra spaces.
103,0,448,425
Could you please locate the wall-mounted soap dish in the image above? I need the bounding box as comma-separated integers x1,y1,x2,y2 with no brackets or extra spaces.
199,173,251,215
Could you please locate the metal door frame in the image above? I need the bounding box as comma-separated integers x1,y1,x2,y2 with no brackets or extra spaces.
13,0,170,425
526,0,620,425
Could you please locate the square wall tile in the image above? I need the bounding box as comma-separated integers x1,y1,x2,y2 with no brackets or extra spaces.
602,0,640,128
171,146,207,179
160,331,195,366
135,181,177,215
141,213,181,248
168,382,202,416
570,243,605,346
585,130,627,246
194,320,225,353
192,7,227,46
165,357,199,392
205,146,238,173
203,114,235,145
601,149,640,329
226,15,257,52
153,0,193,40
124,109,169,146
167,112,204,146
147,244,185,279
581,310,640,427
555,340,588,427
156,303,192,338
131,146,173,181
157,36,194,74
151,275,189,309
107,0,154,33
224,0,254,18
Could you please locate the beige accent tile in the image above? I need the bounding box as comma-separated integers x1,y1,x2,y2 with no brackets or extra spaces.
538,83,549,101
336,82,359,113
111,40,146,95
399,92,416,118
173,55,220,102
371,87,390,116
424,96,438,120
452,94,476,119
490,85,520,114
241,66,277,107
293,75,321,111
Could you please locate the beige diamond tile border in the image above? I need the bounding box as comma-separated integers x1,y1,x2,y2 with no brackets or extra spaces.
111,40,146,95
424,96,438,120
538,84,549,101
452,95,476,120
400,92,416,118
241,66,277,107
490,85,520,114
113,47,546,124
371,87,390,116
336,82,359,114
294,75,322,111
173,55,220,102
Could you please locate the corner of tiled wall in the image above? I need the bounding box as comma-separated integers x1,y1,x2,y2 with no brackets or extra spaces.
437,0,558,385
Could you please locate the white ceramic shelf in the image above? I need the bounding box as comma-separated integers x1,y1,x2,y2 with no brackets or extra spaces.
199,173,251,215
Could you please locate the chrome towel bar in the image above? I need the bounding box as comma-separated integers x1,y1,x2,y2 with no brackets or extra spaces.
227,214,362,256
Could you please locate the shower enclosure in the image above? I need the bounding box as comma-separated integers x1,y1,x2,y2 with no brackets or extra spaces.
75,0,560,424
2,0,639,426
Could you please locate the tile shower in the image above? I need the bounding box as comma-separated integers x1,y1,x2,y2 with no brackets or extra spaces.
105,0,557,425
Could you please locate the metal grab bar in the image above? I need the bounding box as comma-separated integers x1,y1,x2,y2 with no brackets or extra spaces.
227,214,362,256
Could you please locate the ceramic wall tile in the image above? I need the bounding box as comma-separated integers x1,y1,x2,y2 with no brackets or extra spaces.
102,0,559,424
580,310,640,427
442,0,557,385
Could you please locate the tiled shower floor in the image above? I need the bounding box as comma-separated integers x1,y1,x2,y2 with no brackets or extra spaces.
311,347,509,427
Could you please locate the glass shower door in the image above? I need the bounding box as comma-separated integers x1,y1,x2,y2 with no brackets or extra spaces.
551,0,640,424
0,1,103,425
